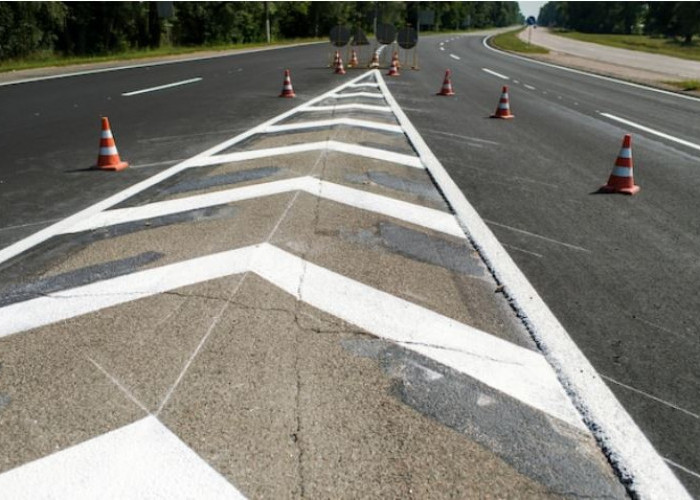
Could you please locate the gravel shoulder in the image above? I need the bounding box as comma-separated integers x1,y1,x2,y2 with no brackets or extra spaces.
515,27,700,97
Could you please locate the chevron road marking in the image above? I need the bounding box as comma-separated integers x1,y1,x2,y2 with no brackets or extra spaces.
0,243,583,430
299,103,393,113
328,91,385,99
0,416,245,499
263,118,402,134
63,177,465,238
193,140,423,169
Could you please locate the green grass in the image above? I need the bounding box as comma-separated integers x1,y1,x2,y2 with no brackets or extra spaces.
664,79,700,91
490,28,549,54
552,31,700,62
0,37,324,74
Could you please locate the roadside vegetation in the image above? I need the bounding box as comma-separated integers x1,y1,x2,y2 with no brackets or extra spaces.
664,79,700,91
552,31,700,62
490,28,549,54
0,1,523,73
538,2,700,61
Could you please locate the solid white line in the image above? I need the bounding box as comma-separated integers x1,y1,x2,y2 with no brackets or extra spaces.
193,141,423,169
263,118,402,134
449,54,461,60
0,243,582,429
601,375,699,420
375,68,691,499
122,77,202,96
482,68,509,80
599,113,700,152
482,35,700,103
0,416,245,498
63,177,464,239
484,219,592,253
0,70,378,266
300,103,392,113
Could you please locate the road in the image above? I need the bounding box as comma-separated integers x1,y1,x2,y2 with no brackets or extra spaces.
0,32,697,497
390,33,700,495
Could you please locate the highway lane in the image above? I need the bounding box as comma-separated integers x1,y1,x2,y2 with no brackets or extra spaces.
0,33,697,495
387,33,700,495
0,42,338,251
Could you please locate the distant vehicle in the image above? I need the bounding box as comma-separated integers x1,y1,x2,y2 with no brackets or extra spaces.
526,16,537,26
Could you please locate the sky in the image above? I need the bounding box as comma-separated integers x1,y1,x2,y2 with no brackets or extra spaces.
518,1,546,20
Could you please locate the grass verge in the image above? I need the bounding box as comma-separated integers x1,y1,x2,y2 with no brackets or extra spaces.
552,31,700,62
664,79,700,91
0,37,324,74
490,28,549,54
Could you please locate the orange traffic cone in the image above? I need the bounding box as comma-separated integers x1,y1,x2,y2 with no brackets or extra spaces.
436,70,455,96
491,86,514,119
279,69,296,98
387,58,400,77
392,51,401,69
332,50,340,68
368,51,380,69
349,49,359,68
335,56,346,75
95,117,128,171
599,134,640,195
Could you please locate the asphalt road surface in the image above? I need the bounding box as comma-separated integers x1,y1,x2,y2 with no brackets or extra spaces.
0,32,698,497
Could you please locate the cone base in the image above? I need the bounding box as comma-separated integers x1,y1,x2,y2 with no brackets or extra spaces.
436,91,455,96
491,114,514,119
96,161,129,171
599,184,640,195
279,92,296,98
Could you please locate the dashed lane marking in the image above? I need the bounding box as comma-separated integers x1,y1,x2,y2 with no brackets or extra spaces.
482,68,509,80
450,54,461,60
122,77,203,97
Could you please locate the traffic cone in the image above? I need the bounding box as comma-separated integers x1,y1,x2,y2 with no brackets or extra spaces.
279,69,296,98
599,134,640,195
491,86,514,119
436,70,455,96
95,117,128,171
368,51,380,69
392,51,401,69
335,56,346,75
387,58,400,77
331,50,339,68
348,49,359,68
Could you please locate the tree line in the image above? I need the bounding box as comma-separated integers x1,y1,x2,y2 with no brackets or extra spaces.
537,2,700,44
0,1,522,62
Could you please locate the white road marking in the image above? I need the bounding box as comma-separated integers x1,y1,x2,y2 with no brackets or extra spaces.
483,34,700,103
347,82,379,89
524,84,536,90
440,47,445,51
601,375,699,420
300,103,392,113
62,177,465,239
502,243,544,259
328,91,384,99
193,141,423,169
0,243,583,430
484,219,591,253
263,118,402,134
665,458,700,480
482,68,509,80
122,77,203,96
600,113,700,152
0,70,378,266
0,416,245,498
377,68,691,499
449,54,461,60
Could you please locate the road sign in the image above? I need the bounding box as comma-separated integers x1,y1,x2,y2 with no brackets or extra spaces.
330,25,350,47
397,27,418,49
375,23,397,45
350,28,369,46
